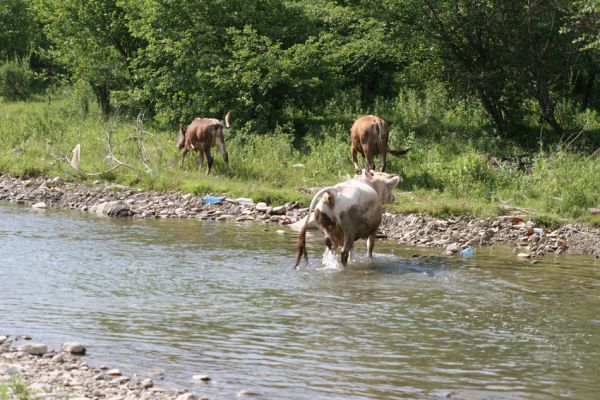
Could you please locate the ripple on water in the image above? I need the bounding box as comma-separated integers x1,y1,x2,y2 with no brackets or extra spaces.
1,204,600,399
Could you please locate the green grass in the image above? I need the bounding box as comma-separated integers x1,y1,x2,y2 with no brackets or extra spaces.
1,87,599,226
0,377,37,400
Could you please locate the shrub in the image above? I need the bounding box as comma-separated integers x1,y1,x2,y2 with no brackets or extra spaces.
0,58,34,100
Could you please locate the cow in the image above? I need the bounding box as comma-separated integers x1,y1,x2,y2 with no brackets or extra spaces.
350,115,409,173
294,170,401,268
178,112,231,175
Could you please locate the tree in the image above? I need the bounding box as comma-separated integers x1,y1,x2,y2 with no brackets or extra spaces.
32,0,137,115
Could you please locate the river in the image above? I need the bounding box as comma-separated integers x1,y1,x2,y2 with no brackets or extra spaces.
1,204,599,399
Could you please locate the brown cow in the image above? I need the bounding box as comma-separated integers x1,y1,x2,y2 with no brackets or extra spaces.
350,115,409,173
295,169,401,268
178,112,231,175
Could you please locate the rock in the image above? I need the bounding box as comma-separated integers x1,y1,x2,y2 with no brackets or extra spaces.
270,205,287,215
192,374,211,382
517,252,531,258
90,200,130,217
141,378,154,388
444,243,461,256
52,353,65,363
61,342,87,355
235,197,254,206
237,390,262,397
0,335,7,344
17,343,48,356
176,393,198,400
255,202,269,212
32,201,47,209
107,369,122,376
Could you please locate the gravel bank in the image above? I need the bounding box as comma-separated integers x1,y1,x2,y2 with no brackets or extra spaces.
0,335,204,400
1,174,599,259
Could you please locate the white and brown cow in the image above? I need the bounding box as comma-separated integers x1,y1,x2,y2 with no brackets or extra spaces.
294,170,401,268
178,112,231,175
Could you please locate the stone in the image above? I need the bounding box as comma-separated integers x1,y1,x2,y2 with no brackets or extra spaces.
176,393,198,400
17,343,48,356
444,243,461,255
0,335,7,344
32,201,48,209
192,374,211,382
237,390,262,397
255,202,269,212
61,342,87,355
107,369,122,376
90,200,131,217
270,205,287,215
141,379,154,389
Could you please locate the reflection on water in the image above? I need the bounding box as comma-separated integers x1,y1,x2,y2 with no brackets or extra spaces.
1,203,599,400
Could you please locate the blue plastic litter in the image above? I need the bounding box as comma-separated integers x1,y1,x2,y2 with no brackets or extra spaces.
460,247,473,256
202,195,224,204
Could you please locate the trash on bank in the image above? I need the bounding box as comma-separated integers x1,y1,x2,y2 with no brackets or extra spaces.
460,247,473,256
202,195,224,204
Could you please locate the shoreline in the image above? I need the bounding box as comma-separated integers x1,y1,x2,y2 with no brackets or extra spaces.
1,174,599,259
0,335,204,400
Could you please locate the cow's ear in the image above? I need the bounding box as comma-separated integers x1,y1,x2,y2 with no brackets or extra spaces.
386,175,401,188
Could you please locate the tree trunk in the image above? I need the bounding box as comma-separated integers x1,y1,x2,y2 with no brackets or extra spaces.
93,84,110,115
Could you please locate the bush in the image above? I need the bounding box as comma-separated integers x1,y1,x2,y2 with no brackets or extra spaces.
0,58,34,100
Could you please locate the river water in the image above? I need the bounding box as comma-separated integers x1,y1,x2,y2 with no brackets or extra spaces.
1,204,599,399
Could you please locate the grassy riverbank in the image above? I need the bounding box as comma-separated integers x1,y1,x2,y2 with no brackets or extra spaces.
1,88,599,227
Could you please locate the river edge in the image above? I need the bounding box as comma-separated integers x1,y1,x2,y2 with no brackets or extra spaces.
1,174,599,399
0,335,210,400
1,174,599,259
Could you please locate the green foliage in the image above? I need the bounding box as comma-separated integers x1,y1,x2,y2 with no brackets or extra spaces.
0,377,37,400
1,94,600,223
0,59,35,100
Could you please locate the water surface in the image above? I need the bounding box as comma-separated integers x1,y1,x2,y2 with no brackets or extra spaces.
1,204,599,399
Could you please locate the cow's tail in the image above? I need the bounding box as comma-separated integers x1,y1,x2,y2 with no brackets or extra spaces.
388,147,411,157
374,121,381,139
294,187,333,269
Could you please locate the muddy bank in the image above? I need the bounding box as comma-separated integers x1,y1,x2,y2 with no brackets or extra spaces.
1,174,599,259
0,335,215,400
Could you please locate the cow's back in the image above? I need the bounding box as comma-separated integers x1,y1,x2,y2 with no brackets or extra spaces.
351,115,388,153
185,118,222,149
316,180,383,240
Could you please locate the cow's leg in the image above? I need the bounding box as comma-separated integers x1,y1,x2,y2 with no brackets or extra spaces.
367,233,376,259
215,132,231,176
197,150,204,172
379,149,387,172
363,144,375,172
351,147,361,174
203,145,214,175
340,234,355,267
180,149,190,169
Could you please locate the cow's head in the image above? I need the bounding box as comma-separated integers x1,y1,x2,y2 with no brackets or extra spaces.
358,170,401,204
177,123,187,150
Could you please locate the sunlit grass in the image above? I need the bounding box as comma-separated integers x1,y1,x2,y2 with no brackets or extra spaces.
1,91,599,224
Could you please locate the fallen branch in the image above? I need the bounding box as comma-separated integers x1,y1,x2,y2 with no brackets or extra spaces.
55,155,135,176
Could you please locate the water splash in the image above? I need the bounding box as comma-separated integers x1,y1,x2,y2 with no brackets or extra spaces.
320,248,342,270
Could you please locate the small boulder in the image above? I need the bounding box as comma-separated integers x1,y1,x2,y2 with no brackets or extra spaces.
32,202,47,209
91,200,130,217
17,343,48,356
444,243,461,256
177,393,198,400
61,342,86,355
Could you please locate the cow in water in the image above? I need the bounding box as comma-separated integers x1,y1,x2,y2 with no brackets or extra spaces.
294,169,401,268
178,112,231,175
350,115,409,173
